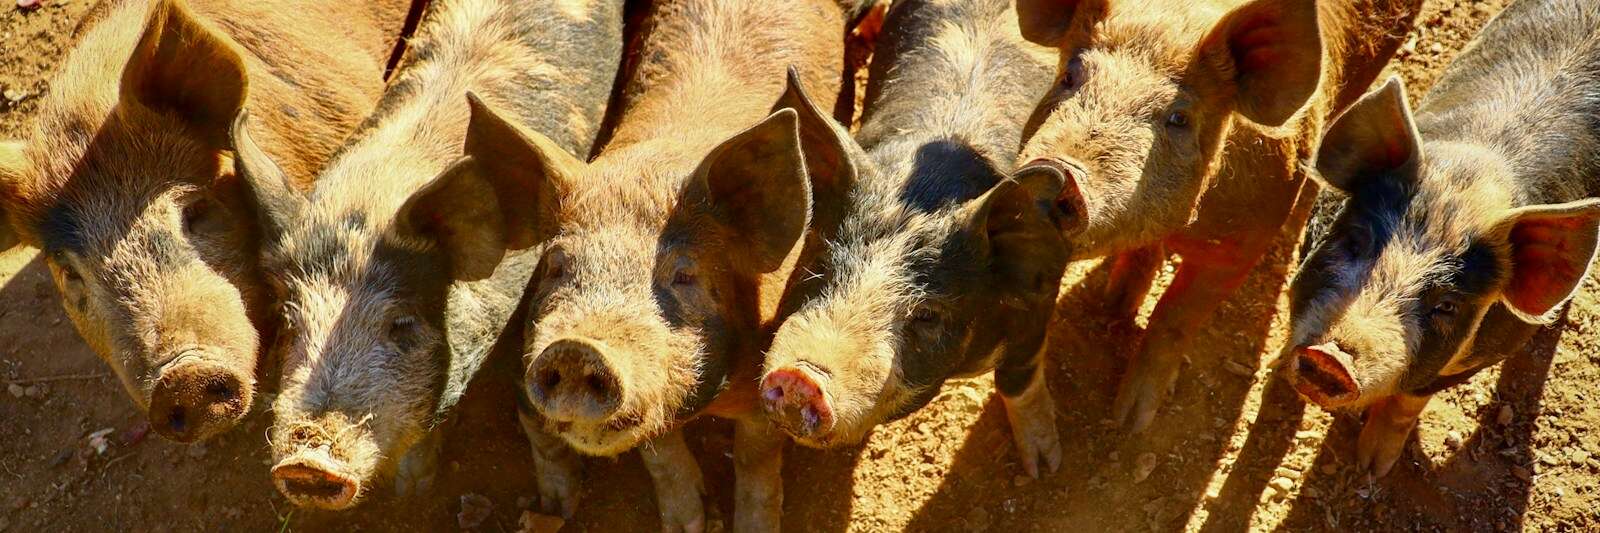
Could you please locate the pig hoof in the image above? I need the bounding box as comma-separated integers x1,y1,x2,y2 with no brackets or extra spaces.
394,444,440,499
760,366,834,439
535,461,581,518
1111,356,1181,433
1003,394,1062,479
658,496,706,533
1356,416,1412,479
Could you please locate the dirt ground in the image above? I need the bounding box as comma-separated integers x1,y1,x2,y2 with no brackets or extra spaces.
4,0,1597,531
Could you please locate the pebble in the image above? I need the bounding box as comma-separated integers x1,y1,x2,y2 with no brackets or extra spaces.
2,88,25,103
516,511,563,533
1269,477,1295,494
16,0,41,11
458,493,494,529
1222,360,1254,377
1445,430,1463,450
6,383,22,398
1497,405,1515,426
1012,474,1032,488
1429,42,1446,54
1511,465,1533,482
1133,452,1159,483
1572,449,1591,464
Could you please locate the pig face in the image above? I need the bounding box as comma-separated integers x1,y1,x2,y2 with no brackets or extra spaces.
236,94,541,509
758,76,1081,446
447,101,814,456
1287,79,1600,408
1014,0,1323,253
0,0,262,443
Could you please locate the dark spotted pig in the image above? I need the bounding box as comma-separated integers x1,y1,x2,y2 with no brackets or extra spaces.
756,0,1077,480
0,0,411,443
232,0,624,510
436,1,856,530
1013,0,1423,431
1287,0,1600,478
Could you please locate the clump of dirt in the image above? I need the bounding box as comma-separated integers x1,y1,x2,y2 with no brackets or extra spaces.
4,1,1597,532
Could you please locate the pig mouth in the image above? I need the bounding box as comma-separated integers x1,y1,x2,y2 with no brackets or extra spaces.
1290,345,1359,408
272,453,363,510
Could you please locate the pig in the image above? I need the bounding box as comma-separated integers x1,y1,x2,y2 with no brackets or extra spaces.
0,0,411,443
434,1,854,530
1286,0,1600,478
756,0,1080,479
230,0,626,510
1012,0,1423,431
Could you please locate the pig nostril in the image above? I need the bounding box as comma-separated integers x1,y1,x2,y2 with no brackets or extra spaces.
167,407,188,435
205,380,235,401
586,374,609,397
541,370,562,393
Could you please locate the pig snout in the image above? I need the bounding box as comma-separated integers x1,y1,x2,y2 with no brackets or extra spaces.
760,363,835,441
1019,156,1091,235
272,454,361,510
146,352,253,443
1290,343,1360,408
527,338,625,422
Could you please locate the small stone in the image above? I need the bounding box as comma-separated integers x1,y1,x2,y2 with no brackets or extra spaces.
1222,359,1254,377
1497,405,1514,426
2,88,25,103
15,0,41,12
1133,452,1159,483
458,493,494,529
23,384,43,399
1269,477,1295,494
1445,431,1463,450
1511,465,1533,482
87,427,115,455
6,383,23,398
1572,449,1591,464
516,511,564,533
1012,474,1033,488
1275,467,1302,480
1429,42,1445,54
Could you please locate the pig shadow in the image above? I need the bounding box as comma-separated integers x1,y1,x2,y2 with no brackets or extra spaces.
1268,308,1564,531
902,232,1298,531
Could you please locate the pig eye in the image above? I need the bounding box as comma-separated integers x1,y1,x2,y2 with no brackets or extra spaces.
183,197,215,234
1431,301,1458,317
1059,55,1085,91
389,316,421,344
910,306,939,324
52,254,82,284
1165,110,1190,129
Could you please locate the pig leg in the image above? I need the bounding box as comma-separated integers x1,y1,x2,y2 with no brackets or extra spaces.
1112,253,1259,432
732,415,785,533
639,429,707,533
394,427,444,498
996,339,1061,478
1104,244,1164,323
518,403,583,518
1356,393,1431,479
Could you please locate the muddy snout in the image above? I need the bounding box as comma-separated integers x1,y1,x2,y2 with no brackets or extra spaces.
761,363,836,441
147,353,253,443
527,338,625,422
272,452,361,510
1289,343,1360,408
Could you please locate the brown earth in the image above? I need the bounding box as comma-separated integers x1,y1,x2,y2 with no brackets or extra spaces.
4,0,1596,532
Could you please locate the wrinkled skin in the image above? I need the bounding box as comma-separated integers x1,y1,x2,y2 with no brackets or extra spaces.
757,0,1078,480
0,0,405,443
235,0,623,510
1285,0,1600,478
1013,0,1421,431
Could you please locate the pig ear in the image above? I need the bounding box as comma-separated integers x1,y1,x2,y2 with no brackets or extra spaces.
772,66,858,236
696,109,812,273
1198,0,1322,127
1493,199,1600,324
121,0,249,148
1314,78,1420,194
399,94,581,281
0,141,22,252
1015,0,1106,45
969,171,1072,308
230,112,304,240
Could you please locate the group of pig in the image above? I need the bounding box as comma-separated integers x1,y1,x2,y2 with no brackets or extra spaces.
4,0,1600,529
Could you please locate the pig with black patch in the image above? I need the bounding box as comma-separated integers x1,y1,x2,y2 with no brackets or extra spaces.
232,0,624,511
1286,0,1600,479
758,0,1080,479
